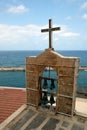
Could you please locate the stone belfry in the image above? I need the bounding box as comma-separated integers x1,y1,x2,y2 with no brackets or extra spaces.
26,19,80,116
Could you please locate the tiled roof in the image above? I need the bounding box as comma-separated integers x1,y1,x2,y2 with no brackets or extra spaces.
0,87,26,123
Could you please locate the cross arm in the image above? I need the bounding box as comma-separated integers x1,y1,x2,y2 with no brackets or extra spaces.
41,27,60,33
41,29,49,32
51,27,61,31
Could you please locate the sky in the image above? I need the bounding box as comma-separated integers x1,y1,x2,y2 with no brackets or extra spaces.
0,0,87,50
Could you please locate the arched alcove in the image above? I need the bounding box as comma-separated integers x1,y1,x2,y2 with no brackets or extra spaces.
38,67,58,110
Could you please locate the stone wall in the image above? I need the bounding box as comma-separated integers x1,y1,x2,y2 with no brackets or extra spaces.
26,49,79,116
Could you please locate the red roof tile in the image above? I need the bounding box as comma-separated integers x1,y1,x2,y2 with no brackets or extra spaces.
0,87,26,123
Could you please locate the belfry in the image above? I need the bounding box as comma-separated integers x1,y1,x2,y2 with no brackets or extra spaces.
26,19,80,116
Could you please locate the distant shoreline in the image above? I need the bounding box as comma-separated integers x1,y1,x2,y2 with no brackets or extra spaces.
0,67,25,71
0,66,87,71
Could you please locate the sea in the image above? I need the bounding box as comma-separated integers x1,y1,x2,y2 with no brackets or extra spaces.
0,50,87,88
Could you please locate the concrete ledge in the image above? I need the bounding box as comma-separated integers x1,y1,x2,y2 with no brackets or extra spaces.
75,98,87,117
75,111,87,117
0,104,27,130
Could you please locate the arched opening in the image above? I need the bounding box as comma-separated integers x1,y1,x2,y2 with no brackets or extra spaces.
39,66,58,111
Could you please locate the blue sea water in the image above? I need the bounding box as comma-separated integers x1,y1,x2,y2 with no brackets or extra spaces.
0,50,87,88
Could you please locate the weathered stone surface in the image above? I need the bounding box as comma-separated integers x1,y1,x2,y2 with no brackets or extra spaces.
62,121,70,127
9,110,36,130
71,123,84,130
5,108,86,130
25,113,46,130
26,49,79,116
77,117,86,123
42,118,59,130
27,89,39,105
59,128,64,130
57,96,72,115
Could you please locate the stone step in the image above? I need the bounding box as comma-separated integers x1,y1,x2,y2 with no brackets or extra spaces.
42,117,59,130
24,113,47,130
8,109,36,130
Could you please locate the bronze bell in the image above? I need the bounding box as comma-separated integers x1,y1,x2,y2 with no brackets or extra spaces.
50,94,55,105
43,79,48,89
50,79,55,90
42,92,48,105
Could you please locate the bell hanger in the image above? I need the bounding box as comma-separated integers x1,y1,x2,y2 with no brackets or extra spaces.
43,78,48,89
50,79,55,90
50,94,55,105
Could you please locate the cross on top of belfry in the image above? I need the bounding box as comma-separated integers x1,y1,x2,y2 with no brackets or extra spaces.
41,19,60,49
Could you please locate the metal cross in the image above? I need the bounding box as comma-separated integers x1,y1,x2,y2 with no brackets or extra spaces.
41,19,60,49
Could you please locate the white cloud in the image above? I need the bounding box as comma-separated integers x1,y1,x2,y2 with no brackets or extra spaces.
7,4,28,14
0,24,41,44
53,25,80,39
82,14,87,20
80,2,87,10
61,32,80,38
0,23,80,49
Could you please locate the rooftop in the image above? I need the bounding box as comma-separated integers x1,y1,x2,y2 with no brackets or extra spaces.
0,87,26,124
1,106,87,130
0,87,87,130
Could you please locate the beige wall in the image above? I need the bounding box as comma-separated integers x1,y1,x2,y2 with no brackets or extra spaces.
26,49,80,116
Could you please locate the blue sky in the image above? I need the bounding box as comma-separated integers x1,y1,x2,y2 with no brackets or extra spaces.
0,0,87,50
